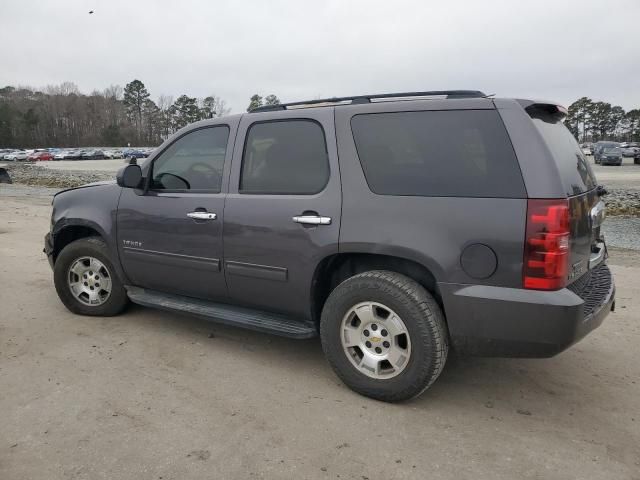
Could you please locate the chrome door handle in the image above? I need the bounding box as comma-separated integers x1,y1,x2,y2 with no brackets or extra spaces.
187,212,217,220
292,215,331,225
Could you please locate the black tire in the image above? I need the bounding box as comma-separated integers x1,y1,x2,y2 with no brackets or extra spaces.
53,237,129,316
320,270,448,402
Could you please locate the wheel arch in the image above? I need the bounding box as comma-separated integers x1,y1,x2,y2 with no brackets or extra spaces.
52,221,105,259
51,220,128,284
310,252,443,326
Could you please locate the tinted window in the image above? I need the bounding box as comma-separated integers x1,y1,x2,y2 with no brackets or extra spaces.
530,113,597,196
151,126,229,192
351,110,525,198
240,120,329,194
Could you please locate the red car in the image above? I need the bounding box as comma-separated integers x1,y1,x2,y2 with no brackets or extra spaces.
27,151,54,161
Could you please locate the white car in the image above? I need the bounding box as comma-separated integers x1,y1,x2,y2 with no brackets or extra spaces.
3,151,28,161
54,150,73,160
105,150,123,159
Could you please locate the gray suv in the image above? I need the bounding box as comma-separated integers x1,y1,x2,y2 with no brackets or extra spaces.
44,90,615,402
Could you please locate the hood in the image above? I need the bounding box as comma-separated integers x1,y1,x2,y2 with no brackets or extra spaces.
54,180,116,197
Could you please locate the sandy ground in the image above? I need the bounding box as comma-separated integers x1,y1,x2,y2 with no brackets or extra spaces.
1,192,639,480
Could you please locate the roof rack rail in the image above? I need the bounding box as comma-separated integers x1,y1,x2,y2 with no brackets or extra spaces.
250,90,486,112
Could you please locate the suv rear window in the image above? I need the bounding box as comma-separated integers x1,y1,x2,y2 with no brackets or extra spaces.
529,111,597,196
351,110,525,198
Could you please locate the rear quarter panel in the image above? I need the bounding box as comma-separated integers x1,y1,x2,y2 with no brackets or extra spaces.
334,99,527,289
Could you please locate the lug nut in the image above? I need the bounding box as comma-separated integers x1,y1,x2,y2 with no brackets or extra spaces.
84,282,88,286
371,324,378,331
375,347,382,354
383,341,390,348
365,341,372,348
363,329,369,337
381,329,388,337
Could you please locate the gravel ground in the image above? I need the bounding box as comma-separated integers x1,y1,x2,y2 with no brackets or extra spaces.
5,158,638,214
0,193,639,480
592,162,640,216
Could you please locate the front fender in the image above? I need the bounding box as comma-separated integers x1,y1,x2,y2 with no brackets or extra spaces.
50,183,128,283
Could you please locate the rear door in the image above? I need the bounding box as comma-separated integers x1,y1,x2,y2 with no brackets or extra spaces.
223,108,341,319
117,121,237,301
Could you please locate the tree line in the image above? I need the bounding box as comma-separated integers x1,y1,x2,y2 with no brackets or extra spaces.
565,97,640,143
0,80,235,148
4,82,636,149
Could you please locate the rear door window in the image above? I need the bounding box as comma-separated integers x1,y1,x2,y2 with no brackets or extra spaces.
350,110,525,198
529,112,597,196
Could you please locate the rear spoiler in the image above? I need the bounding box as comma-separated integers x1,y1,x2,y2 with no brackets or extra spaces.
516,99,568,119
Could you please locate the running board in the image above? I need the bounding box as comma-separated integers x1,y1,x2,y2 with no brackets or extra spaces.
125,286,317,339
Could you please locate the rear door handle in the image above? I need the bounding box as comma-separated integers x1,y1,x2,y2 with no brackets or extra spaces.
292,215,331,225
187,212,217,220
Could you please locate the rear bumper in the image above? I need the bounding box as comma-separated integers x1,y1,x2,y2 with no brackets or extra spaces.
600,158,622,165
440,263,615,357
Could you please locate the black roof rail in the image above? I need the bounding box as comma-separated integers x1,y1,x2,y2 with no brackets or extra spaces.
250,90,487,112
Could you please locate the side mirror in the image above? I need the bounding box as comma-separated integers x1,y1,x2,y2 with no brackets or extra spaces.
116,164,143,189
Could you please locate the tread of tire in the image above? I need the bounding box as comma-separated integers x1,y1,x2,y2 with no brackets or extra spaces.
321,270,448,402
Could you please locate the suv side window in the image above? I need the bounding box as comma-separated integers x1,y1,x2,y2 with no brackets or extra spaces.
351,110,526,198
151,126,229,192
240,120,329,194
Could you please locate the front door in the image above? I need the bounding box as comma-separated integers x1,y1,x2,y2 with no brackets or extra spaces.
117,122,236,301
223,108,342,319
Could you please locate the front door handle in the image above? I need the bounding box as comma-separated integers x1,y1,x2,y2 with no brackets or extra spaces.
292,215,331,225
187,212,217,220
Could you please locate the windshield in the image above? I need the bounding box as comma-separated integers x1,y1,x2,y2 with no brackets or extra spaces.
603,147,619,153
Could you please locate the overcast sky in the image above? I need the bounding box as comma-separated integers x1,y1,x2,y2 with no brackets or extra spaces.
1,0,639,112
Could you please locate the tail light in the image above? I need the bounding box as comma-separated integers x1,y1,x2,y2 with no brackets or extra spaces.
523,199,570,290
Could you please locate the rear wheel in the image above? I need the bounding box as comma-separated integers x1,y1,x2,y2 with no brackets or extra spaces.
320,270,448,402
53,237,129,316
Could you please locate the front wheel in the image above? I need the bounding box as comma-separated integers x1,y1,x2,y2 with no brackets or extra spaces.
320,271,448,402
53,237,129,316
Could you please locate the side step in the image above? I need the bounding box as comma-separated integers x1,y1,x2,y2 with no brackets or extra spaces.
125,286,317,339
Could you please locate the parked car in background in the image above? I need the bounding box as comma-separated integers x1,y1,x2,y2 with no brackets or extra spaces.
81,150,106,160
54,150,73,160
593,141,621,164
3,150,28,161
599,146,623,166
580,143,593,155
0,149,16,158
65,150,85,160
27,151,54,161
105,150,123,159
123,149,148,160
620,143,639,157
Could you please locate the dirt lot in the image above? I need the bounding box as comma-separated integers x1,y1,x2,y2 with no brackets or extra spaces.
1,190,639,480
